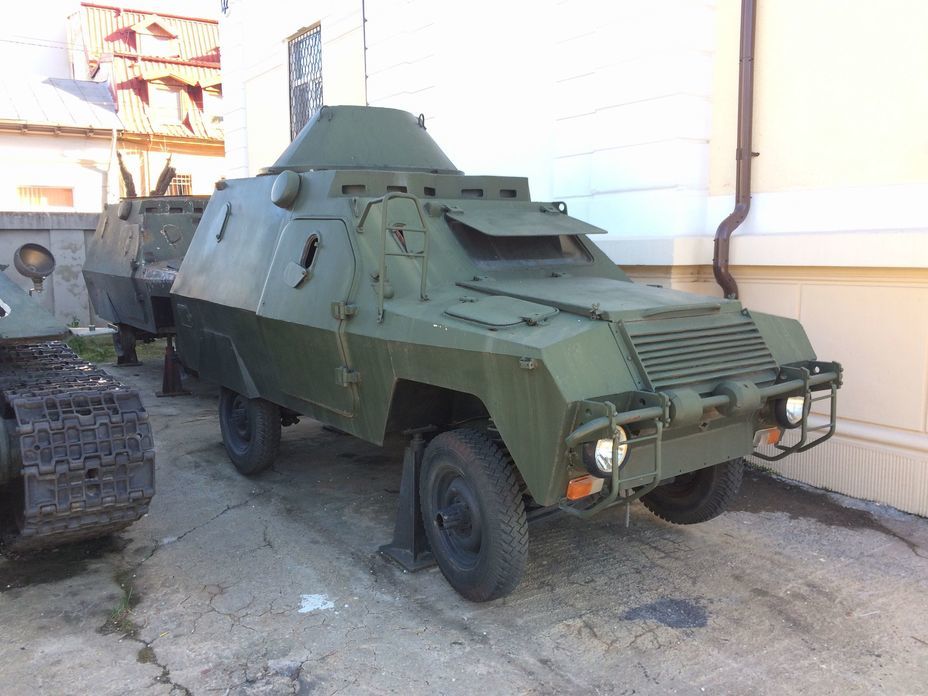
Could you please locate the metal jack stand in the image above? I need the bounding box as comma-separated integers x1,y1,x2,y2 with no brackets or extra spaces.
156,336,190,397
379,428,436,571
112,324,141,366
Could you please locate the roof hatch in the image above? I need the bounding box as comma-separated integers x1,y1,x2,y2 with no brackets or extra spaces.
444,295,558,329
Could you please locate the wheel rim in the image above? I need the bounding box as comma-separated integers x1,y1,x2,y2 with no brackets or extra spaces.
226,394,252,452
658,472,699,498
429,464,483,571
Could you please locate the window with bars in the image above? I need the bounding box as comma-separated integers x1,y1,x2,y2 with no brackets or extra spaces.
168,173,192,196
288,25,322,140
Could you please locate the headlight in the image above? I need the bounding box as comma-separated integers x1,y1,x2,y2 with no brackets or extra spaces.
583,426,629,478
776,395,807,429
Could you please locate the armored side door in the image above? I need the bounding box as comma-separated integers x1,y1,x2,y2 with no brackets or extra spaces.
256,218,357,417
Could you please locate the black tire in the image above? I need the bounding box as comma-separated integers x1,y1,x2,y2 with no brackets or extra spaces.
641,458,744,525
419,429,528,602
218,387,281,476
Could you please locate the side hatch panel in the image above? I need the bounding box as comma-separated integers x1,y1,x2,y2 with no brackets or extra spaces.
257,218,357,416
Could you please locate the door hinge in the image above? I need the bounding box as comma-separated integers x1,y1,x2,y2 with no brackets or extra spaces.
331,301,358,320
335,366,361,386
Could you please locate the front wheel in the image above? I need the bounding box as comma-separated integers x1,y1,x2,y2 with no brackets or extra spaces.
420,429,528,602
641,458,744,525
218,387,281,476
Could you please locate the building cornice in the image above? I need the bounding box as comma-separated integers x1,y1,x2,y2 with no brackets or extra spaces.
0,122,120,139
117,131,224,153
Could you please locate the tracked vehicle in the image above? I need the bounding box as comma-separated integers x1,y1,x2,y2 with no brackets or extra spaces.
83,195,207,366
0,244,155,552
172,106,841,601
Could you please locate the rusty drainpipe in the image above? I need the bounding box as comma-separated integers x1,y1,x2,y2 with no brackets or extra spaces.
713,0,758,299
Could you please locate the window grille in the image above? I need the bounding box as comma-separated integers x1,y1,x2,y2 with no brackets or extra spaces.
168,173,193,196
288,25,322,140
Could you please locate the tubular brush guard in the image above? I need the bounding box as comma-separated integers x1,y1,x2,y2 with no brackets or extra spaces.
561,393,670,519
752,361,842,462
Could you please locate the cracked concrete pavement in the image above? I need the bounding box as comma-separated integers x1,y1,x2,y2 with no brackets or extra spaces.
1,356,927,695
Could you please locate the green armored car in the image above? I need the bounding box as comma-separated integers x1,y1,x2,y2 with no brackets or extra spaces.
171,106,841,601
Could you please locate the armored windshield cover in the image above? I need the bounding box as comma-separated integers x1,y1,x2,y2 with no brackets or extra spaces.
263,106,462,175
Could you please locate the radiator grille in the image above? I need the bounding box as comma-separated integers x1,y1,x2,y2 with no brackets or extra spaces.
624,314,777,392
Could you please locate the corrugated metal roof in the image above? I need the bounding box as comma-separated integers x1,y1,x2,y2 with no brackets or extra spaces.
81,3,220,64
78,3,221,140
0,77,122,130
111,56,222,140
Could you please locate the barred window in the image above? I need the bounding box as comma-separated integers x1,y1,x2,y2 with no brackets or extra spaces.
288,25,322,140
168,173,192,196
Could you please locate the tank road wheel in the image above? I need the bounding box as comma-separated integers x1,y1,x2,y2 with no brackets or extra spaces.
641,457,745,525
420,429,528,602
218,387,281,476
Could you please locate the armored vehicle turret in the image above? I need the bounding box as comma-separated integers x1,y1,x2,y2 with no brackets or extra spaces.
172,106,841,601
0,244,155,552
83,195,207,365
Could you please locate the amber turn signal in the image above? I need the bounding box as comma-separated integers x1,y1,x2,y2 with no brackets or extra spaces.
566,474,605,500
753,427,782,446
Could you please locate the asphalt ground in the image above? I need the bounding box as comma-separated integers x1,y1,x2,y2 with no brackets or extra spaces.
1,355,927,695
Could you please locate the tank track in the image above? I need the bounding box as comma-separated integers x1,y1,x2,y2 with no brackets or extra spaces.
0,341,155,553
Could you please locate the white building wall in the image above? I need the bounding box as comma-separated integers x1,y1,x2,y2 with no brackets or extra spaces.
220,0,366,177
0,133,114,212
362,0,716,241
220,0,714,231
218,2,251,178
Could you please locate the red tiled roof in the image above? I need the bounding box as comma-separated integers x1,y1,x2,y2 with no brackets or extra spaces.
78,2,221,141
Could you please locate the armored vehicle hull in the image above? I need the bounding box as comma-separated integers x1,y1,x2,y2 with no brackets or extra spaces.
0,254,155,553
84,195,207,364
172,106,840,600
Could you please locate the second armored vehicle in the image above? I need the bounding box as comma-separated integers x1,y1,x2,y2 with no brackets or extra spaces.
172,106,841,601
83,195,207,365
0,244,155,552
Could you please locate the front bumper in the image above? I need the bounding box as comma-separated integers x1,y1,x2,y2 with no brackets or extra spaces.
561,360,842,517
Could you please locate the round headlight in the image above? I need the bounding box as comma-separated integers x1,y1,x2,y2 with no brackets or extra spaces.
584,426,629,478
776,395,807,429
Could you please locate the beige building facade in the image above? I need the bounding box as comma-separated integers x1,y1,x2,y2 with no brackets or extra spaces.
219,0,928,516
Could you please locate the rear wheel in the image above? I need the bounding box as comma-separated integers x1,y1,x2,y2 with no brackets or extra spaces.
218,387,280,476
420,429,528,602
641,458,744,525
